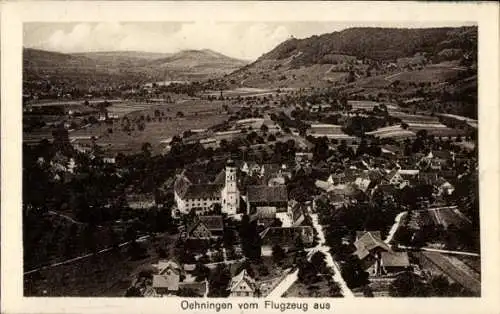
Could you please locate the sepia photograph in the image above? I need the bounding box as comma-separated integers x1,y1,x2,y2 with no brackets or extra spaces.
1,2,500,314
21,20,481,298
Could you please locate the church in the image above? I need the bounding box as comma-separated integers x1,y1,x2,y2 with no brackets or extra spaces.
174,159,240,215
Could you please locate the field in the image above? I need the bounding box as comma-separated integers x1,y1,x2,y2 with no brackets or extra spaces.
366,125,416,139
384,65,466,83
413,251,480,295
203,87,277,98
24,233,176,297
106,102,156,118
389,111,440,124
68,99,232,154
348,100,398,111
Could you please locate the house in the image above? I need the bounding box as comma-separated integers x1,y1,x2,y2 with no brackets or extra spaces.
315,179,334,192
295,152,313,163
353,231,410,276
152,272,180,296
268,172,286,186
384,169,405,186
240,161,262,176
246,185,288,213
153,260,182,276
260,226,314,256
380,251,410,274
228,269,257,297
251,207,277,227
187,215,224,239
126,193,156,210
354,175,371,193
418,151,451,170
151,260,182,296
436,178,455,196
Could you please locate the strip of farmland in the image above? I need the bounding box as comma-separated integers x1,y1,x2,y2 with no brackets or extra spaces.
420,251,481,295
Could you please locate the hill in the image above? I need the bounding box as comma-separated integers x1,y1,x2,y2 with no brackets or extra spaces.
71,51,174,67
147,49,248,78
23,48,248,95
227,26,477,89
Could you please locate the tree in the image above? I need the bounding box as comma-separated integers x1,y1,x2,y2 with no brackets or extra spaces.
272,245,286,265
341,255,369,289
310,251,328,274
260,124,269,133
208,265,231,297
141,142,152,157
125,286,142,297
298,261,319,284
193,262,211,282
389,271,430,297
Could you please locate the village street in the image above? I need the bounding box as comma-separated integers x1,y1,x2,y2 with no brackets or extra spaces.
265,208,355,298
384,211,407,245
266,269,299,297
308,212,354,298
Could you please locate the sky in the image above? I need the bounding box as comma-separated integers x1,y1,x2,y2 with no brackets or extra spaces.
24,21,476,61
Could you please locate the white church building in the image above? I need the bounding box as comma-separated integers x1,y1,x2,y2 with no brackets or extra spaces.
174,159,240,215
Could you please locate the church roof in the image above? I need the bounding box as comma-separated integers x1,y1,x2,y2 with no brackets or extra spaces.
184,184,223,200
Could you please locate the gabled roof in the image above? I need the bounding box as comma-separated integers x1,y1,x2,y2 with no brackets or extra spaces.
381,251,410,267
199,215,224,231
354,231,390,260
187,219,212,236
356,231,382,241
155,259,181,275
229,269,256,292
385,169,400,181
247,185,288,204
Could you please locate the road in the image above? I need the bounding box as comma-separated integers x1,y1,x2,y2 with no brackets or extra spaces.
384,211,407,245
309,212,354,298
266,269,299,298
24,235,151,275
265,206,356,298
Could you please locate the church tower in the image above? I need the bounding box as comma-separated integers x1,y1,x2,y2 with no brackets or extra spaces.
222,159,239,215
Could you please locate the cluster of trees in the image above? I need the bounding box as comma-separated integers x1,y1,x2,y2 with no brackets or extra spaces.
389,272,474,297
238,215,262,261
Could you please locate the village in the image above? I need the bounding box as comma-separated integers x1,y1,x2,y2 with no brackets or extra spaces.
20,24,480,299
22,83,479,298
